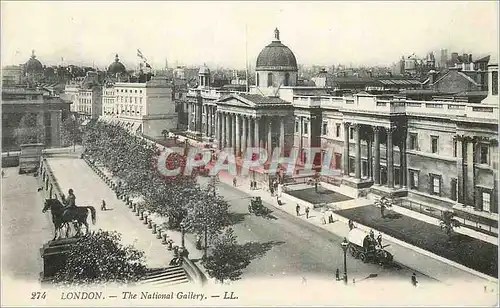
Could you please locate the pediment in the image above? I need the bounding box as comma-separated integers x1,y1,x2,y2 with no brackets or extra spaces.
217,94,256,108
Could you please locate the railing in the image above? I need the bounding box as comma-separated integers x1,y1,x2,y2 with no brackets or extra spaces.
182,257,206,286
395,199,444,220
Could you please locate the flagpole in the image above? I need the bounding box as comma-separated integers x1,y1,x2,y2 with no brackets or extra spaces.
245,24,249,93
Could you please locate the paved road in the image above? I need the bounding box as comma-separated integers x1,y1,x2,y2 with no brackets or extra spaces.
1,167,53,281
197,176,432,284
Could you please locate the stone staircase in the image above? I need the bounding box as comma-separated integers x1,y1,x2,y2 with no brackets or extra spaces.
139,266,190,287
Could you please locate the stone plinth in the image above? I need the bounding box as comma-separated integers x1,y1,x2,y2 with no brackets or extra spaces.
39,238,79,282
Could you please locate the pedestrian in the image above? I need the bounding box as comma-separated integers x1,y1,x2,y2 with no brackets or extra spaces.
270,186,274,196
233,177,237,187
328,209,334,223
335,268,340,281
377,233,382,247
1,170,4,178
296,204,300,216
305,207,310,219
411,273,418,287
196,234,202,250
250,181,253,190
348,219,355,230
101,200,107,211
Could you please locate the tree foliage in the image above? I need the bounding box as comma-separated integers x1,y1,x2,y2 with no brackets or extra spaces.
51,230,146,285
61,115,83,147
82,121,230,232
440,210,461,237
14,113,45,145
202,228,250,284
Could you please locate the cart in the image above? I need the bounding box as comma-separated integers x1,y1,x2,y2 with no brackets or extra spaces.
347,228,393,266
248,196,265,215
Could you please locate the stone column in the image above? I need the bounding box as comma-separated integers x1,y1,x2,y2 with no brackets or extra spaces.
50,110,62,147
187,103,192,131
466,138,476,208
343,122,350,176
242,116,247,155
232,114,236,151
299,117,303,163
236,114,241,156
224,113,230,148
267,117,272,155
367,139,372,180
387,126,395,189
373,127,381,185
354,124,361,179
197,103,203,132
456,136,465,204
402,136,407,188
254,117,260,148
246,116,252,149
280,117,285,155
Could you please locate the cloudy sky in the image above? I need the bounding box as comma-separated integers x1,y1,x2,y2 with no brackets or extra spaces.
1,1,498,69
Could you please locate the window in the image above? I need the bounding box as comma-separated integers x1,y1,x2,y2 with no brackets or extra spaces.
322,122,328,135
451,178,457,201
349,157,355,174
431,136,439,154
409,170,419,189
267,73,273,87
349,127,354,140
409,133,418,150
295,121,299,133
135,90,137,93
480,145,489,164
453,139,457,157
482,192,491,212
303,122,309,135
429,174,441,195
284,73,290,86
336,124,341,137
492,71,498,96
256,73,260,86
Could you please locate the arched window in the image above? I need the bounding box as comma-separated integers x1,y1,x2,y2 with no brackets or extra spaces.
267,73,273,87
284,73,290,86
256,73,260,86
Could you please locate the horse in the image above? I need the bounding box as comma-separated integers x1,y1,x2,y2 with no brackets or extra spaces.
42,199,97,240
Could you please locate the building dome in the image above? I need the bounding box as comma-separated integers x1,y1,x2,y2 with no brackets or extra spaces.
108,54,127,75
256,28,298,72
199,65,210,75
25,50,43,74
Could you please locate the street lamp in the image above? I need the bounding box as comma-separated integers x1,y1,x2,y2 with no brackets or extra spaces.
180,222,186,248
341,237,349,284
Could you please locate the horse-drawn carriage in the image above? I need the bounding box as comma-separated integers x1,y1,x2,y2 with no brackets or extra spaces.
347,228,393,266
248,196,266,215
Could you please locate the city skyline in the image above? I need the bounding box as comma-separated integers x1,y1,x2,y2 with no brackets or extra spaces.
1,1,498,70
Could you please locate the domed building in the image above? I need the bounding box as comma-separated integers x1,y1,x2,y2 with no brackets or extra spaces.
107,54,127,77
198,64,211,88
255,28,298,93
25,50,43,75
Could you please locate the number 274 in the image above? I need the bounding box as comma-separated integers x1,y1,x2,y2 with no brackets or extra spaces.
31,292,46,299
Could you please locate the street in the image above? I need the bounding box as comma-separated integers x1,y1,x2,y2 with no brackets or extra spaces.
1,167,53,281
197,176,432,284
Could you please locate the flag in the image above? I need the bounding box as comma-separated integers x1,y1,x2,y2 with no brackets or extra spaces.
137,49,144,59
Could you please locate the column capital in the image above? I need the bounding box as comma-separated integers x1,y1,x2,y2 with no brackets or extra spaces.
343,121,351,127
351,123,361,131
373,126,382,132
386,125,397,134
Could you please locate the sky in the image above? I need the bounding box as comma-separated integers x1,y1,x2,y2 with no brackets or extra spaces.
1,1,498,70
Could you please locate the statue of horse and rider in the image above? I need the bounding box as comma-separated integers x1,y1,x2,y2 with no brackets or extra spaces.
42,188,97,240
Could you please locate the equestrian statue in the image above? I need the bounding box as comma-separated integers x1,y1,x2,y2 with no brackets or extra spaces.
42,188,97,240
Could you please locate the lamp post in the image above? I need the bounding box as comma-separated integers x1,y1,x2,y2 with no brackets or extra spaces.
341,237,349,284
180,221,186,248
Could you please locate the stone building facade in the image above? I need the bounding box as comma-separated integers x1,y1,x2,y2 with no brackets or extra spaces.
177,29,498,233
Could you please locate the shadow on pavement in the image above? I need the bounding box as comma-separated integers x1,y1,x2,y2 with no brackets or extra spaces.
239,240,285,261
227,212,250,225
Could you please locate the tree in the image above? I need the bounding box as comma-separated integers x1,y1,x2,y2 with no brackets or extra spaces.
202,228,250,284
440,210,461,238
61,114,82,150
51,230,147,285
13,113,45,146
184,184,230,258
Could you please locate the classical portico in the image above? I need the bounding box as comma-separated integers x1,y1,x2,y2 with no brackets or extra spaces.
341,119,408,196
215,93,293,157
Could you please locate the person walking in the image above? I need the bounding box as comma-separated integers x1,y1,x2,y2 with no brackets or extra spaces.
377,232,383,248
233,177,237,187
101,200,107,211
296,204,300,216
1,170,4,178
335,268,340,281
348,219,355,230
305,207,310,219
411,273,418,287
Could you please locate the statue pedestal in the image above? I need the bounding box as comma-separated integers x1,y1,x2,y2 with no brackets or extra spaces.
39,238,79,283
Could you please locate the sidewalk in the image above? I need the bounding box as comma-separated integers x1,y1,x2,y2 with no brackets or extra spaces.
45,156,203,274
214,170,498,287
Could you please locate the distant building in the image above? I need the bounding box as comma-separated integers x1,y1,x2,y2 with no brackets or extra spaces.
2,65,23,85
1,86,70,150
100,75,177,138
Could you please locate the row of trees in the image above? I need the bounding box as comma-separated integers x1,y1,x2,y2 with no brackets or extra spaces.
83,121,252,283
